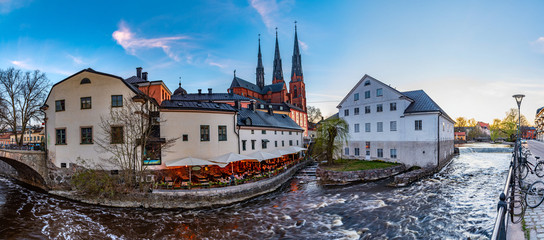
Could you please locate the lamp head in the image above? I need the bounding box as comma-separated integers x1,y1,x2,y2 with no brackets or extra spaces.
513,94,525,107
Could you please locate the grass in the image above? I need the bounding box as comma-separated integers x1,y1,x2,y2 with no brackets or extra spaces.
321,158,400,172
522,218,531,240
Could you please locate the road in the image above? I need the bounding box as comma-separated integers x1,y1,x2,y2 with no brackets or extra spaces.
523,140,544,240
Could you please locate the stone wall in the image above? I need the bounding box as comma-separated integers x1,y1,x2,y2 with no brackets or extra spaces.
316,163,406,184
49,160,310,209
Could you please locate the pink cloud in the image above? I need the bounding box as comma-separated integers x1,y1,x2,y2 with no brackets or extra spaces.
112,21,190,61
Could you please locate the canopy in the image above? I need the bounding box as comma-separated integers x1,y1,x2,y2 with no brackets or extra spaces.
283,146,307,153
247,151,282,162
268,148,293,156
209,152,258,165
165,157,224,167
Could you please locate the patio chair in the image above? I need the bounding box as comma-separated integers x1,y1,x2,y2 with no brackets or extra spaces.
165,177,174,189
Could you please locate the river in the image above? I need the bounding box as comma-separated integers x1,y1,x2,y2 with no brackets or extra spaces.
0,144,510,239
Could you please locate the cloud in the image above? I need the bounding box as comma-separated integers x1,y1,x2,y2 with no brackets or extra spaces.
250,0,278,30
112,21,190,62
299,40,308,51
531,36,544,53
66,54,83,65
9,60,72,76
0,0,32,14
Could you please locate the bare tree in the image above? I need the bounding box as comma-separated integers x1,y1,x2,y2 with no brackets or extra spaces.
0,68,49,146
94,96,176,187
307,106,323,123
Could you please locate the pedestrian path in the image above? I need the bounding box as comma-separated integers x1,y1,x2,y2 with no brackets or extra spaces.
524,140,544,240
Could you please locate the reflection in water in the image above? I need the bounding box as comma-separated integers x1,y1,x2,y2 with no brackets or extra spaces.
0,151,508,239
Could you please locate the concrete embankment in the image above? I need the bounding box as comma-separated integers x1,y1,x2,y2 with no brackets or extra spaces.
316,164,406,185
50,160,310,209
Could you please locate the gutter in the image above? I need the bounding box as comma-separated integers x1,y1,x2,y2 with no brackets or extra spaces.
233,112,240,154
437,112,442,168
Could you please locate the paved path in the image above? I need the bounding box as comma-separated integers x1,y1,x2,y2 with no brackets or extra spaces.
523,140,544,240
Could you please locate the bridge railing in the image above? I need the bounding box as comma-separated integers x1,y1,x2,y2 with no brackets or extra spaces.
491,155,514,240
0,145,45,152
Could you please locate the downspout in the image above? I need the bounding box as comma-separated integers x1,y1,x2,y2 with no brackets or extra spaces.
437,112,442,168
233,112,240,154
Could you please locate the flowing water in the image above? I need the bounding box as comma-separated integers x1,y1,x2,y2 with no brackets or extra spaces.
0,146,510,239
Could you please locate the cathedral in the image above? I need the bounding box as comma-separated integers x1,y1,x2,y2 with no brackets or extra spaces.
228,25,308,136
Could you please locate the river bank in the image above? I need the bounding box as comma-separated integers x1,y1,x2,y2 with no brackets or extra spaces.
49,160,311,209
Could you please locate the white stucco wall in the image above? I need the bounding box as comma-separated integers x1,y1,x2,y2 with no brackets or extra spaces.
239,127,304,155
45,71,137,170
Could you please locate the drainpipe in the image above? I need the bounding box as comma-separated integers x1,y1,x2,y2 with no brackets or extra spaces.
437,112,441,168
233,112,240,154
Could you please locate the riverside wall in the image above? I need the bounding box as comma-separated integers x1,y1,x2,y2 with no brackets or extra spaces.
316,164,406,184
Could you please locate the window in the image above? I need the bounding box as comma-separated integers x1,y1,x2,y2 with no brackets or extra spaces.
289,140,293,146
251,130,255,134
262,140,268,149
355,148,360,156
376,88,383,97
182,134,188,141
297,140,299,145
364,80,371,86
275,141,278,147
354,93,359,101
111,126,123,144
81,97,92,109
275,131,277,135
354,124,360,133
390,121,397,131
377,104,383,112
81,127,93,144
111,95,123,107
200,125,210,141
282,140,285,147
345,147,349,155
390,102,397,111
218,125,227,141
354,108,360,115
55,100,65,112
366,141,371,149
281,131,284,135
390,149,397,158
365,123,371,132
61,163,67,168
262,130,266,134
365,91,370,99
344,109,349,116
365,106,371,114
80,78,91,84
251,140,256,150
377,122,383,132
289,131,292,135
377,149,383,158
415,120,422,131
242,140,247,151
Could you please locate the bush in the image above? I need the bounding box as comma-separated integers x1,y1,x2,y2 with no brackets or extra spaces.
71,169,119,198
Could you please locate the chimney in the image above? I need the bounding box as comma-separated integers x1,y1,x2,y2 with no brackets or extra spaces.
136,67,142,78
208,88,212,95
198,89,202,95
142,72,148,81
268,105,274,115
234,100,241,110
249,100,256,111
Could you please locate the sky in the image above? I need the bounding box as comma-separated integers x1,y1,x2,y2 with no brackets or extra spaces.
1,0,544,124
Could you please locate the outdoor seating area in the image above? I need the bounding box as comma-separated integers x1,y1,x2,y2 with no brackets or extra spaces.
154,148,306,190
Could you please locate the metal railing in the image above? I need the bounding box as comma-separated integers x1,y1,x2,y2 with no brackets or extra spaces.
491,155,514,239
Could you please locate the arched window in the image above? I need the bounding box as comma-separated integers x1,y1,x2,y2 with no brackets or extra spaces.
294,86,298,98
80,78,91,84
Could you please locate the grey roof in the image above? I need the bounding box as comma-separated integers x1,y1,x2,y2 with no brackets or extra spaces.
161,100,237,112
229,76,285,94
125,76,147,84
238,109,303,131
171,93,251,102
254,102,303,112
537,107,544,115
402,90,453,121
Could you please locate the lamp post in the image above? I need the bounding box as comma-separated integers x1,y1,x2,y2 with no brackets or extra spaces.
513,94,525,143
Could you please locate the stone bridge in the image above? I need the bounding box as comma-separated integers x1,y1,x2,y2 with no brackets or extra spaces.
0,149,54,190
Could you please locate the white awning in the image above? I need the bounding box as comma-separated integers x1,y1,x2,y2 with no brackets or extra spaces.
165,157,225,167
209,152,258,165
247,151,282,162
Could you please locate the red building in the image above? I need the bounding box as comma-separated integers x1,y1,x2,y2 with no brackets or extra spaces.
228,26,309,136
522,126,536,139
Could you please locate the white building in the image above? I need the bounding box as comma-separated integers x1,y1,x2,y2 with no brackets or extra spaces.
337,75,454,168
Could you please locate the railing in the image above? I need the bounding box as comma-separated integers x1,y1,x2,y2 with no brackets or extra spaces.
491,156,514,239
0,145,45,151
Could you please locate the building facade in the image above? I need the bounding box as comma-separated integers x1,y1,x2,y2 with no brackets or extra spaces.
337,75,455,168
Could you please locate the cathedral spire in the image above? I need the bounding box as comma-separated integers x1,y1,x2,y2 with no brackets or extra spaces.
291,21,303,80
256,34,265,88
272,28,284,84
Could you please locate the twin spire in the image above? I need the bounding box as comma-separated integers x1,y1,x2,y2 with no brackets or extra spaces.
257,23,303,87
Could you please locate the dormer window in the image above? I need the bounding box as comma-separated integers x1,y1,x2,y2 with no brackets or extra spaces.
80,78,91,84
245,118,252,125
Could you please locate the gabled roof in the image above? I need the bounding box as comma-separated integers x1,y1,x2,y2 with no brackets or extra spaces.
229,76,286,95
125,76,147,84
161,100,237,112
337,74,408,108
171,93,251,102
402,90,454,122
44,68,143,106
261,82,285,93
238,109,303,131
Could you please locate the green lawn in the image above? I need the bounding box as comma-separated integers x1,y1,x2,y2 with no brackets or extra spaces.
322,159,400,172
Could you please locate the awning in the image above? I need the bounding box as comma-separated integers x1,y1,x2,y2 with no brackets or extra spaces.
262,139,270,142
209,152,258,165
283,146,307,153
247,151,282,161
165,157,225,167
267,149,293,156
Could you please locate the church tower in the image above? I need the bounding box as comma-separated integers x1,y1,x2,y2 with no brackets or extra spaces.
289,23,306,111
256,34,265,89
272,29,284,84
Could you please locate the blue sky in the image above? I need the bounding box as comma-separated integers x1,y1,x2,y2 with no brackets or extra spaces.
2,0,544,123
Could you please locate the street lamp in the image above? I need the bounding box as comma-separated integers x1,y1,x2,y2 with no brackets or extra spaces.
513,94,525,138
